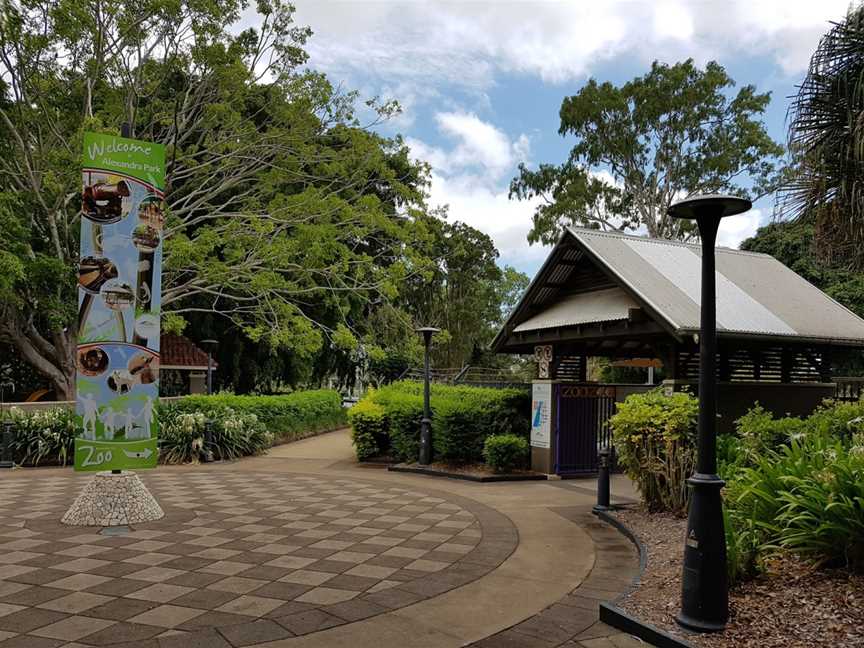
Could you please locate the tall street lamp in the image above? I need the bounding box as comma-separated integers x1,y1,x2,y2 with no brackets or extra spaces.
415,327,440,465
201,339,218,396
668,194,751,633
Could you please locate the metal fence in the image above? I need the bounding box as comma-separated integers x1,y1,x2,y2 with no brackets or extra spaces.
396,366,528,389
834,377,864,402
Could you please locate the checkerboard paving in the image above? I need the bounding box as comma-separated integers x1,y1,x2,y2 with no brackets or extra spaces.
0,472,514,647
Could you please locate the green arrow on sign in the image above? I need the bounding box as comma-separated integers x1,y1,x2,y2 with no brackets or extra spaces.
74,439,158,471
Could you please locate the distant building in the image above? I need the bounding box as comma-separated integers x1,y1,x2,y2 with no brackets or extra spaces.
159,334,217,396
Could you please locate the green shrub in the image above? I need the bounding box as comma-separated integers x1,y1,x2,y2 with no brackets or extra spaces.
806,399,864,441
483,434,529,473
347,381,530,464
163,390,346,442
8,407,77,466
733,404,807,465
723,507,761,585
347,398,388,460
727,434,864,571
4,389,344,467
158,406,272,463
375,390,425,462
609,389,698,514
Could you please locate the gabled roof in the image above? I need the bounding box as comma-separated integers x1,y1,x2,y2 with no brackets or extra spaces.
494,227,864,352
160,334,217,370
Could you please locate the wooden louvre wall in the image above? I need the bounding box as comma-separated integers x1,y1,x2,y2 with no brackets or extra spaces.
675,345,831,383
552,355,587,382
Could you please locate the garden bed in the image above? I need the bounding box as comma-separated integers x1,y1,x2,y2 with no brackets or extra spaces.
612,508,864,648
389,461,546,482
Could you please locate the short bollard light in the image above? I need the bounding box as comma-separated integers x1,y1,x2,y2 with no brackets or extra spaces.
593,446,612,513
0,420,15,469
202,419,215,463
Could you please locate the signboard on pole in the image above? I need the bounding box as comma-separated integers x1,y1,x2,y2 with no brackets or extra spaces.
531,382,551,448
75,132,165,471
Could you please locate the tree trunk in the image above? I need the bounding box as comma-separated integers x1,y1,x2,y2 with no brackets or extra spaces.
2,320,76,402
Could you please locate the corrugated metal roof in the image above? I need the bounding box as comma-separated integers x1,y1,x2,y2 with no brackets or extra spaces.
514,287,637,332
570,228,864,343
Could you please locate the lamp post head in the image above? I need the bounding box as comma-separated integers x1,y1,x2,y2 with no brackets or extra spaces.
667,194,751,221
414,327,440,345
200,339,218,352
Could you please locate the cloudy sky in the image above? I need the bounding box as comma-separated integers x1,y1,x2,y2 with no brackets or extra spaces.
285,1,852,276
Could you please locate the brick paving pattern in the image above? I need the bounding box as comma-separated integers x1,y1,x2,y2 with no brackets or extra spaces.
0,472,516,647
469,509,642,648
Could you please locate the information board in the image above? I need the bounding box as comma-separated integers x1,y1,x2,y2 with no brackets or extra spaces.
75,132,165,471
531,382,552,448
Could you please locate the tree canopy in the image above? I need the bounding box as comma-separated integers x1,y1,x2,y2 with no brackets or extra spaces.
781,5,864,269
510,59,784,245
0,0,527,398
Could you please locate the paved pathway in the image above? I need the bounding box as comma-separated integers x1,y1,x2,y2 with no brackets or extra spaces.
0,430,642,648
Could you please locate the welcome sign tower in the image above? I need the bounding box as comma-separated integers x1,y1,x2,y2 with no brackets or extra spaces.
63,131,166,526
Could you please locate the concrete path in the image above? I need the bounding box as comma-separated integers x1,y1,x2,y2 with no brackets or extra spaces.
239,430,641,647
0,429,642,648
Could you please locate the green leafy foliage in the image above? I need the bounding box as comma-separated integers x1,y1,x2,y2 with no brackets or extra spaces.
781,6,864,268
5,389,344,465
727,434,864,572
733,404,807,465
347,397,389,460
158,408,272,464
483,434,529,473
161,390,346,443
8,407,77,466
609,389,698,514
348,381,530,464
510,59,783,245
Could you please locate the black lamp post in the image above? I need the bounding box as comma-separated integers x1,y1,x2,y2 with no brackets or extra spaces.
199,340,218,463
0,380,15,469
201,339,218,396
668,194,751,633
415,327,440,465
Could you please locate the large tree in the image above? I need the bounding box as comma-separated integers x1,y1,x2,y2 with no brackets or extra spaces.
781,5,864,268
0,0,426,398
510,59,784,245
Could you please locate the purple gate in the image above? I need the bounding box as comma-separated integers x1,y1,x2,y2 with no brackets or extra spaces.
555,384,616,474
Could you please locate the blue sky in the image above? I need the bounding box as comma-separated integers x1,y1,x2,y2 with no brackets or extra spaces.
284,1,852,277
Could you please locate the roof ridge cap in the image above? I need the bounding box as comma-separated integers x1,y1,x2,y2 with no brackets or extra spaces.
567,226,772,257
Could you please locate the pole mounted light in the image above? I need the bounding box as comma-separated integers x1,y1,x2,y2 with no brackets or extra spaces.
415,327,440,465
200,339,218,397
200,339,218,463
668,194,751,633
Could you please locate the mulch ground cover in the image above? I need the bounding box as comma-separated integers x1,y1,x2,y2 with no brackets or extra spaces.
613,507,864,648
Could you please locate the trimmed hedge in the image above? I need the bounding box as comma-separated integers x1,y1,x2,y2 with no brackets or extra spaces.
348,381,530,464
160,390,347,444
4,389,346,466
483,434,529,473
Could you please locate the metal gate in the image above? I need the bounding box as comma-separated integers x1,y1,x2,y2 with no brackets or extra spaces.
555,384,616,474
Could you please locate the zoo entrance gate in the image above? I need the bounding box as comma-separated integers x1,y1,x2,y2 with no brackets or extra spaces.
554,383,619,475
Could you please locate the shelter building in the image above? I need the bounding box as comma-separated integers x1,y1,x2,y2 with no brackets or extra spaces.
493,227,864,475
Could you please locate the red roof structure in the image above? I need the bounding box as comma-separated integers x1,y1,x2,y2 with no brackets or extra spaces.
160,334,217,370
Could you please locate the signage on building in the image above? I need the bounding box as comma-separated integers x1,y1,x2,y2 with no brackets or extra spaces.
75,132,165,471
531,382,552,448
534,345,553,379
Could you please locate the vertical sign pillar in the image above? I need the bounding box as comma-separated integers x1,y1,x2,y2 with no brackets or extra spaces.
75,132,165,472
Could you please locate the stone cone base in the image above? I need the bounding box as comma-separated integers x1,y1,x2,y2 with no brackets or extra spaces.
62,471,164,526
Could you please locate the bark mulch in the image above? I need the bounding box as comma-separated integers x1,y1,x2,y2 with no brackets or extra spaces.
613,507,864,648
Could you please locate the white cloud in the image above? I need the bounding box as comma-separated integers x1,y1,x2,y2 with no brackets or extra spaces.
405,112,548,271
293,0,851,89
427,170,551,270
407,111,530,181
717,207,770,249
